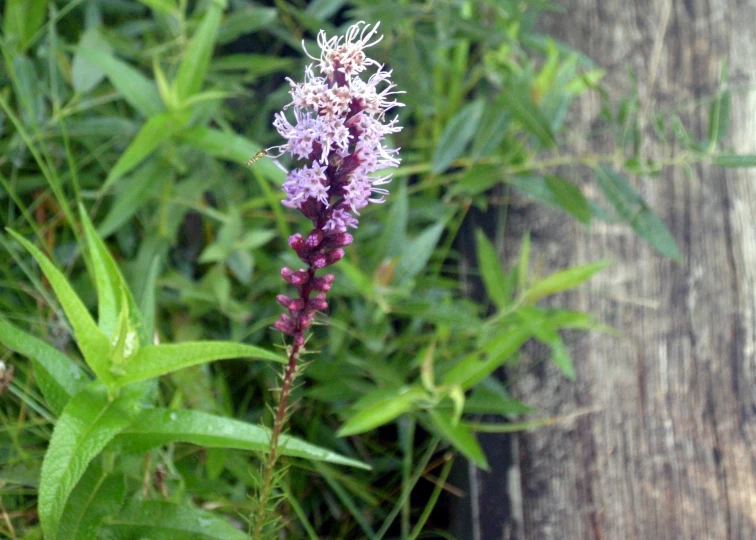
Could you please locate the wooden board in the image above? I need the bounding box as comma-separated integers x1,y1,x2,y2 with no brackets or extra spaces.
473,1,756,538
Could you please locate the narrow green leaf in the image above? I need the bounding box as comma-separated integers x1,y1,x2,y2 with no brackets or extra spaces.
79,205,124,338
446,165,504,198
377,180,409,260
75,46,163,117
516,308,575,379
72,30,111,94
517,232,530,291
57,464,126,540
113,341,284,388
217,7,277,44
110,408,370,469
470,106,509,159
3,0,49,52
313,462,378,539
338,260,375,299
38,384,142,539
80,204,145,346
432,99,485,174
394,222,445,284
212,54,295,77
177,126,281,178
713,155,756,168
464,378,533,416
524,260,610,303
338,386,428,437
548,335,575,379
595,167,682,261
496,89,555,148
474,230,509,309
103,500,246,539
545,175,591,224
102,112,187,192
427,409,488,469
6,230,112,385
97,159,165,238
442,327,531,390
138,256,162,340
708,66,730,148
137,0,177,14
175,0,225,101
0,318,87,414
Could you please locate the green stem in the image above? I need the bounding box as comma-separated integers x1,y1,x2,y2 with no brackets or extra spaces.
252,341,302,539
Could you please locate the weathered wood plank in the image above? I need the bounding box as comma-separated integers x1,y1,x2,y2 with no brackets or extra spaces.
495,1,756,538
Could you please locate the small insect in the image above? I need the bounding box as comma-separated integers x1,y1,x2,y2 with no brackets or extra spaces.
247,149,268,166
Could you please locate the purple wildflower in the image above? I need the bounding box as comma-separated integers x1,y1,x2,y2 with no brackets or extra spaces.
270,21,403,345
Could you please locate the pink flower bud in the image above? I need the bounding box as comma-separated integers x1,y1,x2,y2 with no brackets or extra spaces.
276,294,293,308
324,248,345,266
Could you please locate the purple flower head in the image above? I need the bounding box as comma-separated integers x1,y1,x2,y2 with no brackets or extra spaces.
269,21,404,229
270,22,403,340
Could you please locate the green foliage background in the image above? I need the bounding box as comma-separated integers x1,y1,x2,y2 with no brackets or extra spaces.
0,0,747,538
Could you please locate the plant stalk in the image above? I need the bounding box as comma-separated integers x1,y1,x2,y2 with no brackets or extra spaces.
253,267,315,539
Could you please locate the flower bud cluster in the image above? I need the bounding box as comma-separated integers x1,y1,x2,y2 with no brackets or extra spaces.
270,21,402,341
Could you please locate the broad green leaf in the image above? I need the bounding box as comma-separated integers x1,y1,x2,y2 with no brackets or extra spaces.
0,318,87,414
113,341,284,388
524,260,610,303
442,327,531,390
38,383,142,539
427,409,488,469
102,500,246,539
432,99,485,174
72,30,111,94
175,0,225,101
109,408,370,469
76,47,163,117
57,463,126,540
394,222,445,284
7,230,112,385
475,229,509,309
545,175,591,224
595,166,682,261
496,88,555,148
102,112,187,192
713,155,756,168
338,386,428,437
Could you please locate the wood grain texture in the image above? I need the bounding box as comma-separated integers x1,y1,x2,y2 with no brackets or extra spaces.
493,1,756,538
